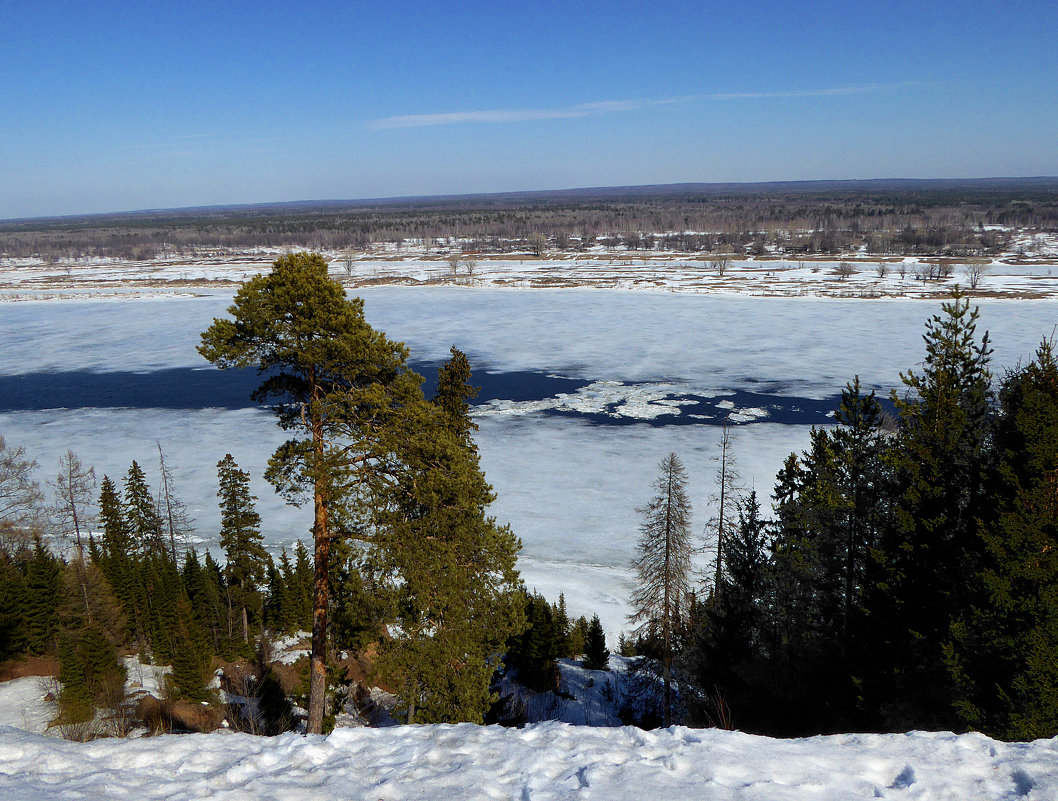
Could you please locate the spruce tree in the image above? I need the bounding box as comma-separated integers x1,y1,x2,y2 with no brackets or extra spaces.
24,537,63,655
0,554,27,660
264,553,293,633
948,341,1058,739
56,633,93,724
216,454,267,644
870,288,993,730
690,491,773,729
506,592,562,691
584,614,610,671
568,615,589,658
97,476,130,565
123,461,165,559
290,541,313,631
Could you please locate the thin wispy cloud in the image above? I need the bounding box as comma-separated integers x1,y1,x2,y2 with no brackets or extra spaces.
368,83,916,130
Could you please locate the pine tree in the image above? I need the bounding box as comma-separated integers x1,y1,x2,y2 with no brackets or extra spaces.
199,251,421,733
216,454,268,644
630,452,693,726
373,348,523,723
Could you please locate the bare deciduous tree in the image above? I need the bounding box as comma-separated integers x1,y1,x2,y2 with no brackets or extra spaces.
50,450,96,560
527,233,548,257
156,443,194,564
965,262,989,290
712,424,742,598
0,436,44,553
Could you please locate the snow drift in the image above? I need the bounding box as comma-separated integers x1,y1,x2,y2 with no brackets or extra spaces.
1,722,1056,800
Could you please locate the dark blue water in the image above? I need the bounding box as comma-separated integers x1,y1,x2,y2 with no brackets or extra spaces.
0,362,856,427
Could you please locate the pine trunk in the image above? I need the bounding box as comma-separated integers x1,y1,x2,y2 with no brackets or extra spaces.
306,416,330,735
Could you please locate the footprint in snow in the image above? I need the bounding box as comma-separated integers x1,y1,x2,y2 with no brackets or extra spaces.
890,764,916,789
1012,768,1035,797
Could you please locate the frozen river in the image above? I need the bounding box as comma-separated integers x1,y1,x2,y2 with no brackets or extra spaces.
2,287,1055,636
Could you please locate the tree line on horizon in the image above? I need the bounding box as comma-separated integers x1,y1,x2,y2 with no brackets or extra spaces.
3,183,1056,262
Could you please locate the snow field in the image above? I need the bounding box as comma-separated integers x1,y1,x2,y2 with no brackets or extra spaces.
4,242,1058,301
1,722,1056,800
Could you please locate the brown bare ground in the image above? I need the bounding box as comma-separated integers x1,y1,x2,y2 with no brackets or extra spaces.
0,656,60,682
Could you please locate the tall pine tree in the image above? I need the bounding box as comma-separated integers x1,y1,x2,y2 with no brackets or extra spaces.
373,348,523,723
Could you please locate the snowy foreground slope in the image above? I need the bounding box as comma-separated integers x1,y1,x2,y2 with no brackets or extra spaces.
1,723,1056,800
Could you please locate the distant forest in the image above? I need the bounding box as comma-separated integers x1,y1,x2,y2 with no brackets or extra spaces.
3,178,1058,262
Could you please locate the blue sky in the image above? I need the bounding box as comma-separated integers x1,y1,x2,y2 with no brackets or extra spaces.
3,0,1056,219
